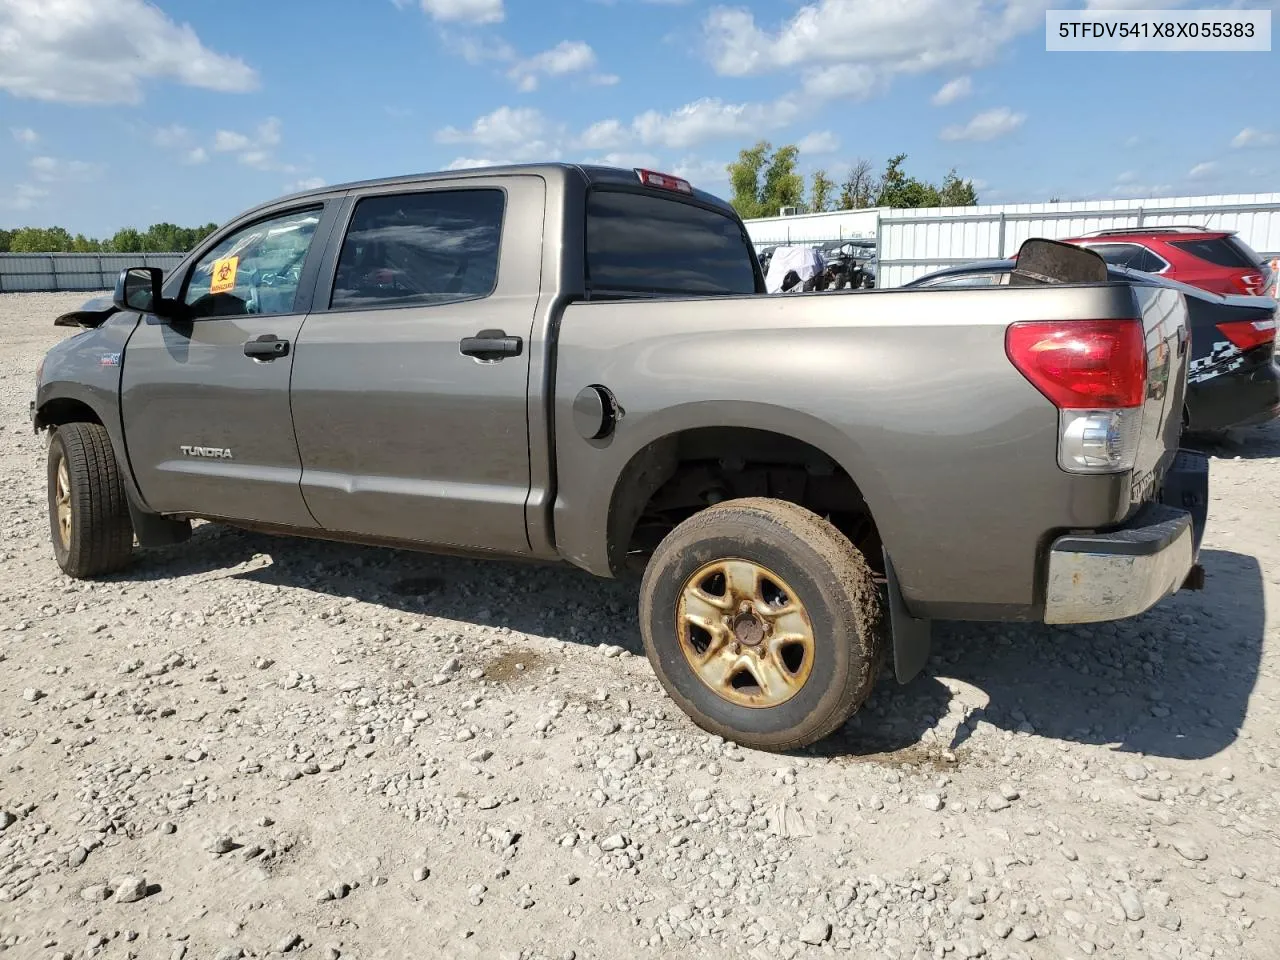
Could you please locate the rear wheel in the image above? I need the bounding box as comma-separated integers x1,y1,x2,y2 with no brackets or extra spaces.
47,423,134,578
639,497,884,752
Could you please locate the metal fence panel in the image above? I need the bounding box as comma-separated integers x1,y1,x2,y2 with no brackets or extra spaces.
877,193,1280,287
0,253,186,294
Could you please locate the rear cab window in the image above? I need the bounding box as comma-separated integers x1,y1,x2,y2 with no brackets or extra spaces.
585,190,761,298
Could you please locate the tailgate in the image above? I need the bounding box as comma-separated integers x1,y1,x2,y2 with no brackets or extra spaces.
1128,284,1189,505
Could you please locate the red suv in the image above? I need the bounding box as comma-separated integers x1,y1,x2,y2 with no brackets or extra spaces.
1063,226,1274,297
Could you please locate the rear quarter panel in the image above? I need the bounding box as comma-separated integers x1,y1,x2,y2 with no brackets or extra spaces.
552,282,1176,621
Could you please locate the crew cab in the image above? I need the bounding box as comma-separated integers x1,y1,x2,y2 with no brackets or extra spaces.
32,163,1208,751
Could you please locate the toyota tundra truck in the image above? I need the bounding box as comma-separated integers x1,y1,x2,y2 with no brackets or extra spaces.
32,163,1209,751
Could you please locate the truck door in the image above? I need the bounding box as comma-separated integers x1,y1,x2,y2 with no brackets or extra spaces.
120,203,337,527
289,176,545,555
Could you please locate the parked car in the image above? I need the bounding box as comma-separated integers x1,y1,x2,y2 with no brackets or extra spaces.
1062,226,1274,297
33,164,1207,752
906,259,1280,432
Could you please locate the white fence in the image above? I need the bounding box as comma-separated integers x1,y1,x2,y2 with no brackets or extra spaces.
742,193,1280,288
0,253,185,293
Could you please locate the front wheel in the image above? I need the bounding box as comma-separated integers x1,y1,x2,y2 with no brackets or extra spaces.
47,423,134,578
639,498,884,752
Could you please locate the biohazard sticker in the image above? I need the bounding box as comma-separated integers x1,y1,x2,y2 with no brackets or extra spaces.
210,256,239,294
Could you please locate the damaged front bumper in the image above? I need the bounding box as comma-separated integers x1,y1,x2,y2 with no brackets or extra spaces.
1043,450,1209,625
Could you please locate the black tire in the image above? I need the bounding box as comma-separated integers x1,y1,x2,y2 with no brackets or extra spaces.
639,497,884,752
47,423,134,578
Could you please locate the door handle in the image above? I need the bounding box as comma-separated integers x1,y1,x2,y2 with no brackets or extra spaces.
460,329,522,361
244,334,290,360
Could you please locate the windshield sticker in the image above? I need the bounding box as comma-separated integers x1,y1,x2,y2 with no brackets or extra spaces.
210,256,239,294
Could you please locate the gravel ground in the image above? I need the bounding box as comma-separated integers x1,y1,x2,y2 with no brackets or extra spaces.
2,291,1279,960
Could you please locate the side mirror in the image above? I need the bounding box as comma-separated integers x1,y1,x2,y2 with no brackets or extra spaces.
113,267,164,314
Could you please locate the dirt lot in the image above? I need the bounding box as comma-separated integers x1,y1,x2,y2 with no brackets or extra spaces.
2,291,1278,960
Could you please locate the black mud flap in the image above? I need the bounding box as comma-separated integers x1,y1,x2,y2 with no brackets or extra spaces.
1159,448,1209,592
884,551,932,684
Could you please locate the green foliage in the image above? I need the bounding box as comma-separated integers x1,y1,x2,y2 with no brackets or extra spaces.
938,169,978,207
837,159,876,210
874,154,942,209
809,170,836,213
0,222,218,254
728,141,804,219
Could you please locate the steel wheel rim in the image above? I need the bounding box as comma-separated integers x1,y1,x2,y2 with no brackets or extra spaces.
54,457,72,550
676,558,816,709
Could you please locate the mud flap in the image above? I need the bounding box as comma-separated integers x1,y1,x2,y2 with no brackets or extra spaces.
884,551,931,684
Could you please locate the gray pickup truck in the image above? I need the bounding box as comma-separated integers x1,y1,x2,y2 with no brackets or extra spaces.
32,163,1209,751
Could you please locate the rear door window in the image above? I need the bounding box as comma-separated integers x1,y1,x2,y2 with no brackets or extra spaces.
1170,237,1262,269
1085,243,1160,271
330,189,504,310
586,190,759,296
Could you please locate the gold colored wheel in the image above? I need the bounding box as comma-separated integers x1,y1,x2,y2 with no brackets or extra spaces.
676,558,815,708
54,456,72,550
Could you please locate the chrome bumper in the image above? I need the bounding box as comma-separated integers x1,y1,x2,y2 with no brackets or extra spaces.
1044,503,1195,624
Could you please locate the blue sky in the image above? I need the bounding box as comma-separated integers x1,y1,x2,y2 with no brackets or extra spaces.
2,0,1278,235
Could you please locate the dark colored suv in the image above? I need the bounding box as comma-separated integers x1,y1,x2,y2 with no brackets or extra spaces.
1064,227,1274,297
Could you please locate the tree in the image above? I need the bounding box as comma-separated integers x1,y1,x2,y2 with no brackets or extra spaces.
874,154,942,208
0,229,10,253
71,234,101,253
809,170,835,213
107,228,144,253
9,227,75,252
938,168,978,207
837,159,877,210
727,141,804,219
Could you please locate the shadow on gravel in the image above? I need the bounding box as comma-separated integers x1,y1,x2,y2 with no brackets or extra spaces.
131,529,1264,763
872,548,1266,762
132,523,647,655
1184,418,1280,460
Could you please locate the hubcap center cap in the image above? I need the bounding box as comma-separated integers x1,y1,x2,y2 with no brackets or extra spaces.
732,612,765,647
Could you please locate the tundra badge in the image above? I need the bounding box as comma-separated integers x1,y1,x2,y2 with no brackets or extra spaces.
180,445,233,460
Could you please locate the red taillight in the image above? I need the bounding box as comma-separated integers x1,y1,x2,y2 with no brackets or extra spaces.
1006,319,1147,410
1236,272,1266,295
1216,318,1277,351
635,168,693,194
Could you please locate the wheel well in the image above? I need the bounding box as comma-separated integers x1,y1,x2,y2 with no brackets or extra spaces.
34,398,102,431
609,427,882,575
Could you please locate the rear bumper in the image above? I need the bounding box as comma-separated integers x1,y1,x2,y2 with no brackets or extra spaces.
1043,451,1208,625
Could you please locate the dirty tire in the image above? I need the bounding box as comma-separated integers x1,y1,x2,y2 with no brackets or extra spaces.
47,422,134,578
639,497,884,752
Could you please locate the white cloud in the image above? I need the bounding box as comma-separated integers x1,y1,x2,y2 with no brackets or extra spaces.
0,0,257,104
449,32,516,64
1188,161,1217,179
11,126,39,146
2,182,49,211
577,118,630,151
509,40,598,92
185,147,208,165
797,130,839,154
931,75,972,106
445,157,510,169
437,106,548,146
214,130,252,152
286,177,327,192
801,63,880,100
210,117,297,172
1232,127,1277,149
939,106,1025,142
582,151,664,170
151,124,189,149
703,0,1046,90
591,73,621,86
29,155,101,182
412,0,504,24
633,96,800,149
